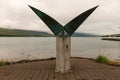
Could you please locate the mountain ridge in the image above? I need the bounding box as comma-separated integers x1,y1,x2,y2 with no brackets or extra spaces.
0,27,99,37
72,32,99,37
101,34,120,37
0,28,53,37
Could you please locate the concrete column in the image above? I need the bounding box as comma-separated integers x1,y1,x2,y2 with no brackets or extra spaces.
56,37,71,73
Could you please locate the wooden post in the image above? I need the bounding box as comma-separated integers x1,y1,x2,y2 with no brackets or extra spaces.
56,37,71,73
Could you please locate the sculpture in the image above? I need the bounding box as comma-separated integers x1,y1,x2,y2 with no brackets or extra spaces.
28,5,99,72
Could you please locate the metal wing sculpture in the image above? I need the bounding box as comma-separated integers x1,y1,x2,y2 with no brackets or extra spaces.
28,5,99,37
28,5,63,36
64,6,99,36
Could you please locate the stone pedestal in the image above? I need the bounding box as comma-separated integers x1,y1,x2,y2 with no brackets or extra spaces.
56,37,71,73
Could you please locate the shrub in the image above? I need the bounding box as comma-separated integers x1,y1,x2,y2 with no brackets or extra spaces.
0,60,6,66
95,54,110,64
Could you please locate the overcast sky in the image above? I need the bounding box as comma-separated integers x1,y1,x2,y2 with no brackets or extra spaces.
0,0,120,35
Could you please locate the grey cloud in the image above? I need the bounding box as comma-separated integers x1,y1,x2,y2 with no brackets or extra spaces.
0,0,120,35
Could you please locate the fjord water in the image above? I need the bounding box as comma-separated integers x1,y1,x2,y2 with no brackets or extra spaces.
0,37,119,61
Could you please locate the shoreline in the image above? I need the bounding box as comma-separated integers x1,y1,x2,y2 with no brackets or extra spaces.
3,57,120,67
101,37,120,41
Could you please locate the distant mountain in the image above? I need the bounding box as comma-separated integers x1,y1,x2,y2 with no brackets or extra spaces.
101,34,120,37
0,28,100,37
72,32,99,37
0,28,53,37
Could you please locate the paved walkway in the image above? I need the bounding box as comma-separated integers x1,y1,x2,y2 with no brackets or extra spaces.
0,58,120,80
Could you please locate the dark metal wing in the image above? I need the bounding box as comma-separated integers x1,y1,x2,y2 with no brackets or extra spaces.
28,5,63,36
64,5,99,36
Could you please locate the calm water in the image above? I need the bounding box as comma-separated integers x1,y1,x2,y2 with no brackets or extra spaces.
0,37,120,61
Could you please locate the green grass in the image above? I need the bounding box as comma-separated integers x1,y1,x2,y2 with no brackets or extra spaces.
95,54,110,64
0,60,6,66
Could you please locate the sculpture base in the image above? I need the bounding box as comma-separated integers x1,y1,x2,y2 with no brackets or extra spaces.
56,37,71,73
